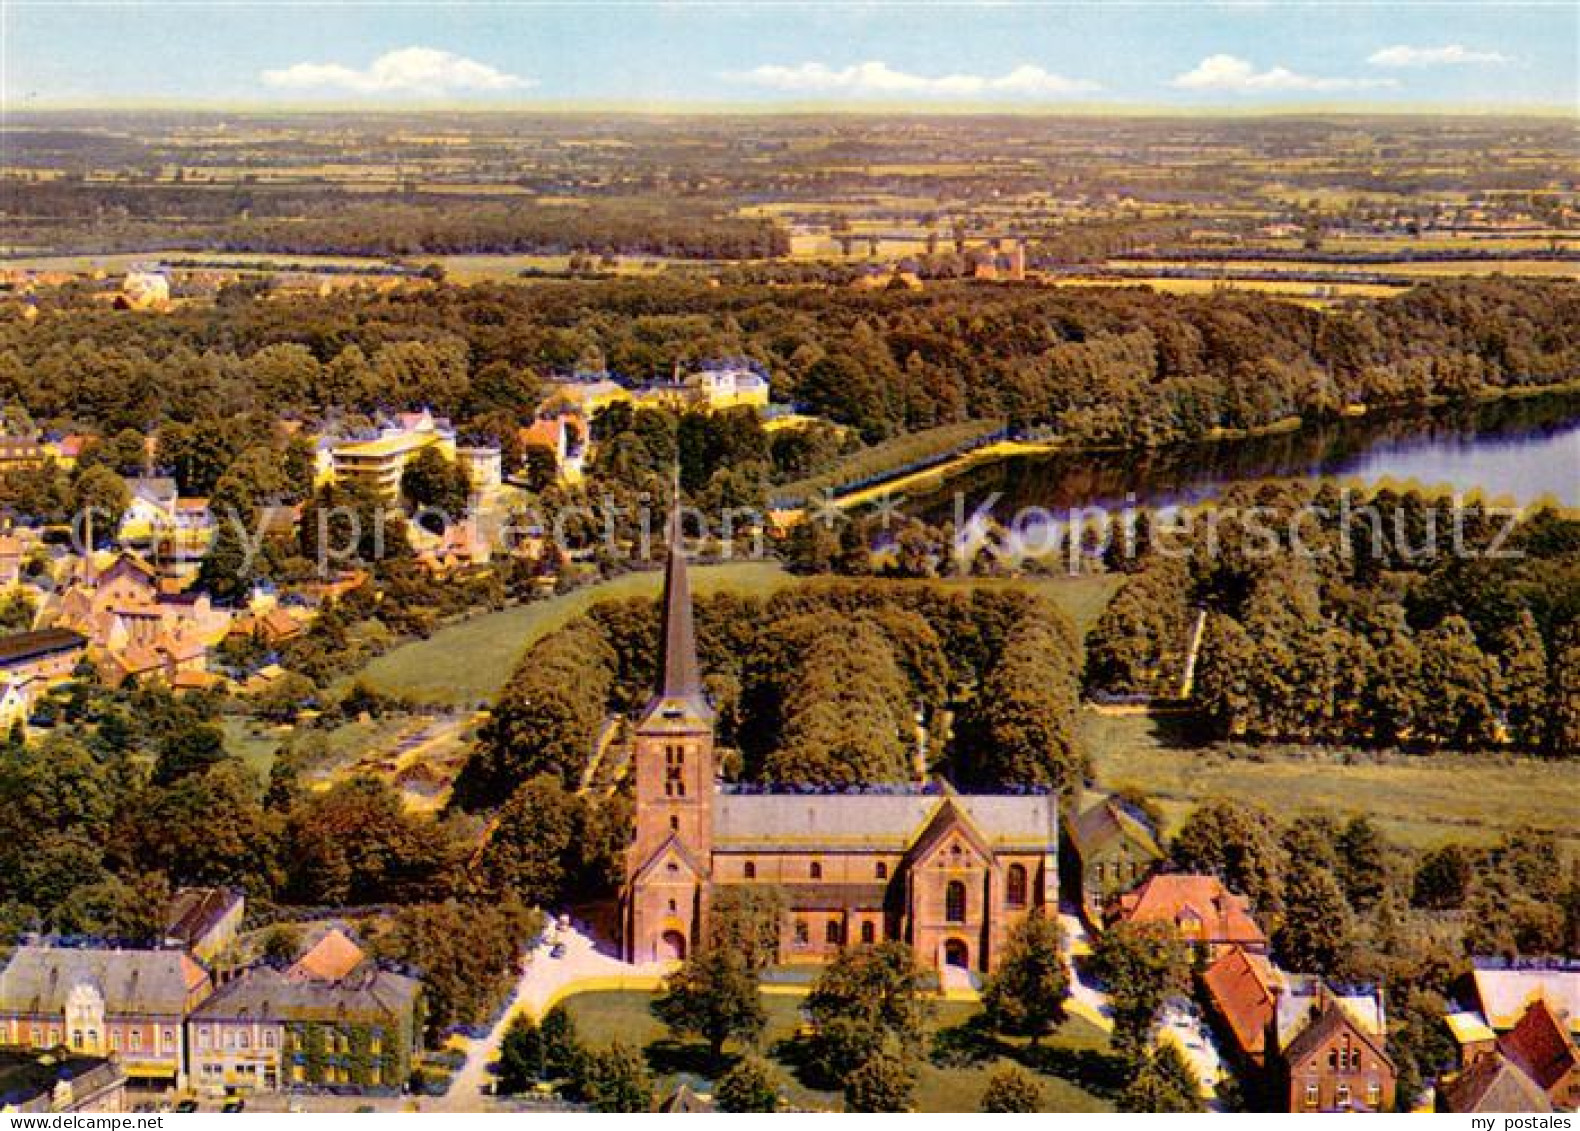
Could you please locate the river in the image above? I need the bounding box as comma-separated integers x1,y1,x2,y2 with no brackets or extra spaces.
911,390,1580,522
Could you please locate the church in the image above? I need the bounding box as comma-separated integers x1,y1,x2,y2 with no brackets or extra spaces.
621,529,1060,975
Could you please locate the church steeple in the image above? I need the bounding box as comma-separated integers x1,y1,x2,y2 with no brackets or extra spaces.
656,513,704,703
644,485,713,725
625,484,716,962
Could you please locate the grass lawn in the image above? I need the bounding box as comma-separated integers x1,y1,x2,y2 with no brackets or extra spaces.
354,562,795,706
559,989,1116,1113
1083,711,1580,853
1004,574,1126,639
221,715,281,779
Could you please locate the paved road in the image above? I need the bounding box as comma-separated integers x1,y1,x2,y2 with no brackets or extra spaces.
1158,997,1225,1104
432,923,668,1112
1058,911,1115,1032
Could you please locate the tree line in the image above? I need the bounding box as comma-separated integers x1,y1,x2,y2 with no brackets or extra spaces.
1086,484,1579,754
459,579,1085,808
4,276,1575,453
0,182,789,260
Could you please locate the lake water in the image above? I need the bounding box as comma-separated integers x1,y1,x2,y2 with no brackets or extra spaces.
912,391,1580,522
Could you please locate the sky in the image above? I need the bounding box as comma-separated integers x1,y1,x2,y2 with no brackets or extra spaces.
3,2,1575,111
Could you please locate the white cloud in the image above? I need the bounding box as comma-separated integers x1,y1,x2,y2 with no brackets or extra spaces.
261,47,531,97
1171,54,1396,93
1367,44,1511,67
725,60,1100,98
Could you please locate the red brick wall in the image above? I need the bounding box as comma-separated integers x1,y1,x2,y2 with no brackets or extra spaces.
1284,1025,1396,1112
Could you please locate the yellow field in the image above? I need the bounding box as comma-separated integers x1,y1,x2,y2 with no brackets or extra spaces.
1112,257,1578,280
1043,275,1404,301
431,253,681,282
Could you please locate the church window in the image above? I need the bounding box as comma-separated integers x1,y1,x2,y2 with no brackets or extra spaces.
946,880,966,923
1006,864,1028,907
1329,1049,1338,1070
875,862,888,880
794,920,809,945
670,815,680,831
1366,1081,1380,1105
1304,1083,1318,1108
861,922,876,944
810,861,822,879
825,921,841,945
744,861,756,879
128,1030,140,1051
72,1029,83,1049
1336,1083,1350,1107
666,862,679,875
668,899,677,913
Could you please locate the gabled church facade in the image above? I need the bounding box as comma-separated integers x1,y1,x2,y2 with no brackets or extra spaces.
620,530,1059,974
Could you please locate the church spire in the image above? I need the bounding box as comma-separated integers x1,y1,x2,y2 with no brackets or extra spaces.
647,475,712,723
657,501,702,702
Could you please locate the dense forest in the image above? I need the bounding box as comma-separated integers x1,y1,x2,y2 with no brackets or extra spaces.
457,580,1084,806
1086,484,1579,754
3,277,1576,454
0,182,789,260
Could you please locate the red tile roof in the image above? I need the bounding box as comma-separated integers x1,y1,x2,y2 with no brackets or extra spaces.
287,927,367,983
1500,998,1580,1096
1113,874,1267,948
1202,945,1278,1059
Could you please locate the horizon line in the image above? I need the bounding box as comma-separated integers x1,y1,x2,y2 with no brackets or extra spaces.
5,99,1577,119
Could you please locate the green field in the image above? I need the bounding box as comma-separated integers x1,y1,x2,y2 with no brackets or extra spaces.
559,989,1115,1113
221,712,429,784
1083,711,1580,852
355,562,795,705
221,715,282,779
1003,574,1125,639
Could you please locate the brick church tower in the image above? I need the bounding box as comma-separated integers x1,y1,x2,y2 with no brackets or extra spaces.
622,512,715,963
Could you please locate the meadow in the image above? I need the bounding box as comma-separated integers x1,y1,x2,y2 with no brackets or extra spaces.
1082,712,1580,852
355,562,796,706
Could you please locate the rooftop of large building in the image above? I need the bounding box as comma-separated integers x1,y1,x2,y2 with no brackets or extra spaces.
0,629,86,667
712,791,1058,853
0,944,208,1017
190,963,420,1026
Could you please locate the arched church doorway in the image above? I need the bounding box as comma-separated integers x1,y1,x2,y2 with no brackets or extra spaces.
943,938,969,968
659,929,688,961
